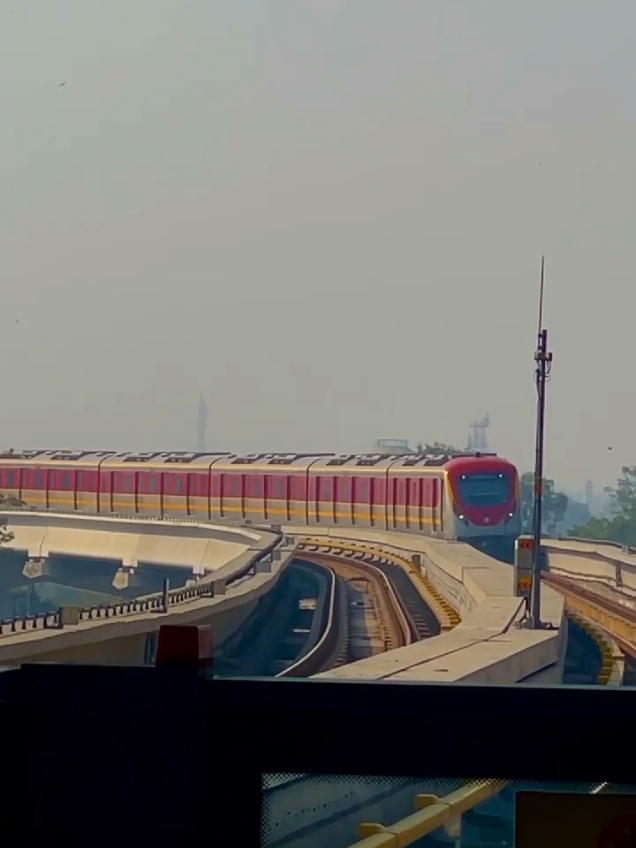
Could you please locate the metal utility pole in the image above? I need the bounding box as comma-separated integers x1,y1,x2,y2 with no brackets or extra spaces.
528,256,553,629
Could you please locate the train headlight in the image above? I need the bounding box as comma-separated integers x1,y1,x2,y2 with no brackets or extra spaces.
458,513,465,520
508,512,514,518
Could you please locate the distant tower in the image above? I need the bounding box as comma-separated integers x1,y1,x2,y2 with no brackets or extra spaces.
196,394,208,452
585,480,594,510
467,413,490,451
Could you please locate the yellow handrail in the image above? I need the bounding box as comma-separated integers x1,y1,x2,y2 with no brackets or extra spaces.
345,779,508,848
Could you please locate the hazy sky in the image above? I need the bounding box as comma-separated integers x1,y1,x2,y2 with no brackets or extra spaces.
1,1,635,491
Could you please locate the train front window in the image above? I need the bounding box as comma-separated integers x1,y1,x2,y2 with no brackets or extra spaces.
456,472,509,506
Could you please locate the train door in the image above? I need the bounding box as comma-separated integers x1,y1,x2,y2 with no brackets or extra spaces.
265,475,286,522
240,474,247,519
408,477,421,531
54,468,75,511
390,478,397,529
317,477,334,524
279,476,290,522
310,475,319,523
405,477,411,530
264,475,273,520
352,477,370,526
186,474,196,517
418,478,426,530
219,474,228,517
431,479,437,532
398,478,407,529
98,469,112,513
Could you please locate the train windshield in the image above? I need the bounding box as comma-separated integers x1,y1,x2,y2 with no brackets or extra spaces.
456,472,510,506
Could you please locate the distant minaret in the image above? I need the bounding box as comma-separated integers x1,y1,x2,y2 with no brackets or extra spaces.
585,480,594,510
196,394,208,452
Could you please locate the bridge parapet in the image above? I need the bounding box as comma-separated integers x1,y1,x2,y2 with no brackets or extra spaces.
543,538,636,596
0,522,289,641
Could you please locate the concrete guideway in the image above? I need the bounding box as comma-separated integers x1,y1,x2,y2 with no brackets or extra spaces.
0,516,295,666
543,538,636,597
285,526,566,685
1,510,261,578
0,508,631,680
542,539,636,664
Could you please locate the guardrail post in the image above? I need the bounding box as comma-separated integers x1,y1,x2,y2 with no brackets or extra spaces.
212,579,226,595
411,553,422,570
616,562,623,588
162,579,170,613
58,606,80,629
256,556,272,573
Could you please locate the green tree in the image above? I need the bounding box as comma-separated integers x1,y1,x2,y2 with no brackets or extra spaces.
569,466,636,545
519,471,568,534
416,441,462,456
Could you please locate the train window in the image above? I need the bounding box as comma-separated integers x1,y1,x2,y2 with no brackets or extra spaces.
62,473,70,491
175,476,183,495
7,472,14,488
149,475,156,494
342,480,350,501
124,475,132,494
361,481,369,503
231,477,239,497
275,479,284,498
34,472,42,489
253,478,261,497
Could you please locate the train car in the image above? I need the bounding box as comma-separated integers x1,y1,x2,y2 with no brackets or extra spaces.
209,453,333,524
390,452,521,560
0,449,117,513
98,452,231,518
305,452,521,559
0,448,521,560
307,454,399,529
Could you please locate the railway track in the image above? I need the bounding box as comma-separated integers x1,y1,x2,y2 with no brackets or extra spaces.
543,571,636,658
216,542,445,679
299,543,441,638
301,553,414,657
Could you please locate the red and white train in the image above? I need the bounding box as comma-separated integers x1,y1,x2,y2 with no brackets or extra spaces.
0,449,521,559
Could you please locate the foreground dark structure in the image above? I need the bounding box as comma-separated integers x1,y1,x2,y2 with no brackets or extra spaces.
1,658,634,847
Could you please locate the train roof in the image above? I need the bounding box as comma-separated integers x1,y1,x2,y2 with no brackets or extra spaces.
0,450,234,471
0,449,515,474
0,449,118,468
100,452,232,471
309,451,503,472
212,453,334,472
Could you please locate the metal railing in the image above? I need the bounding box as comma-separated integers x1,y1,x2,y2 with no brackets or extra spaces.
347,779,508,848
543,572,636,658
0,531,286,637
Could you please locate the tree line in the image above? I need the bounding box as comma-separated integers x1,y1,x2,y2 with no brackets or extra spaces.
567,466,636,546
519,467,636,545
